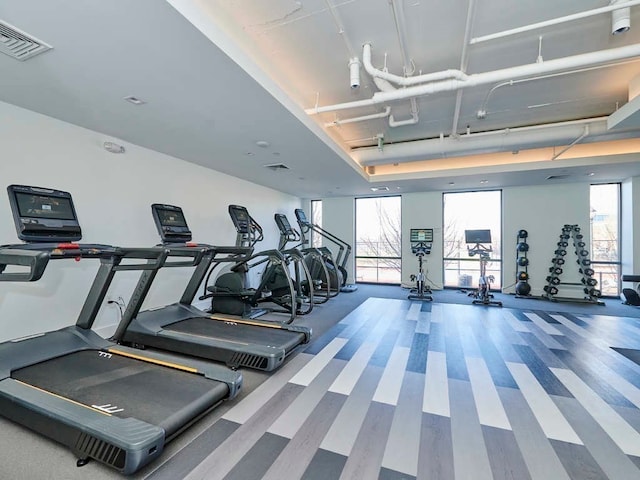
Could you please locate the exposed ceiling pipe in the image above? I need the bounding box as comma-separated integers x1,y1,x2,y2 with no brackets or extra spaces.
477,57,640,119
362,43,468,86
389,98,419,127
324,0,357,58
354,117,612,166
305,43,640,115
451,0,477,137
387,0,419,128
470,0,640,45
325,107,391,127
551,125,589,160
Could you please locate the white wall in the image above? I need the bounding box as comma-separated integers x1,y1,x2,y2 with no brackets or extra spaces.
502,183,590,296
401,192,443,289
0,101,300,341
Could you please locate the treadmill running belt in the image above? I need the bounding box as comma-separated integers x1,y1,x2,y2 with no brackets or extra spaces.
12,350,229,436
165,317,305,352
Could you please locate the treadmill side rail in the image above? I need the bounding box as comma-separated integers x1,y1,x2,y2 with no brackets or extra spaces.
0,378,165,474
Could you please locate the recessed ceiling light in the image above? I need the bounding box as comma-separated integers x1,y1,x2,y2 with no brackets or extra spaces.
449,182,455,185
256,140,270,148
587,172,595,176
246,152,254,156
480,180,489,184
123,95,146,105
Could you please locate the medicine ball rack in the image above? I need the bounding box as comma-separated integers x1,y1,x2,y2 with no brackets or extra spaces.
515,229,531,297
542,224,604,305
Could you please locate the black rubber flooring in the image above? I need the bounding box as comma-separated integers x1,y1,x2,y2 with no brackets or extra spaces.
12,350,229,436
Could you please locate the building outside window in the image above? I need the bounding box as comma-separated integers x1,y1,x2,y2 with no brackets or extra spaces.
355,196,401,284
443,190,502,289
590,183,621,296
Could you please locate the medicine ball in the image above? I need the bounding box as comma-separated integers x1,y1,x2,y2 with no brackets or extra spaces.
515,281,531,296
518,257,529,266
517,243,529,252
518,229,528,239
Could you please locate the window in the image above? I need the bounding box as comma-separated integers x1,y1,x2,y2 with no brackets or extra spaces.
310,200,322,248
443,191,502,289
355,196,401,284
590,183,620,296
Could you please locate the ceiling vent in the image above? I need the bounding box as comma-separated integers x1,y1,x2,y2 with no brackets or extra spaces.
546,174,571,180
0,20,52,61
263,163,290,171
371,186,390,191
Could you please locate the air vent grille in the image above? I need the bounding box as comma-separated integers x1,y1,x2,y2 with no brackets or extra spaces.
0,20,52,61
228,352,269,370
263,163,290,171
371,186,389,192
546,174,571,180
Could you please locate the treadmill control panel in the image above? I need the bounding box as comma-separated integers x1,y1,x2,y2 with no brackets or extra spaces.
151,204,192,243
274,213,294,235
7,185,82,242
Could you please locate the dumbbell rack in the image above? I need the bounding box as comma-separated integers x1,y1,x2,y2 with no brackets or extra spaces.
542,224,604,305
515,229,531,297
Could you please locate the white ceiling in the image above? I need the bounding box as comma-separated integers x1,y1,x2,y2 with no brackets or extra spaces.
1,0,640,198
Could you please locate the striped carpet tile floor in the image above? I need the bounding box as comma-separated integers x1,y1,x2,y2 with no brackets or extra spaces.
148,298,640,480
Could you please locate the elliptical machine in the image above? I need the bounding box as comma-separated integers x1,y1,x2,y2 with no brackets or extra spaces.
465,229,502,307
294,208,357,293
204,205,300,323
408,228,433,301
275,213,331,304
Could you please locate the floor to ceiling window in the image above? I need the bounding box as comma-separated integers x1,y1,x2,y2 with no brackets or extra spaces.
310,200,322,249
590,183,621,296
443,190,502,289
355,196,401,284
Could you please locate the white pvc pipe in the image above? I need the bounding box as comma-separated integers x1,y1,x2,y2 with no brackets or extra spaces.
389,98,419,127
354,118,610,166
325,107,391,127
307,43,640,115
362,44,468,86
470,0,640,45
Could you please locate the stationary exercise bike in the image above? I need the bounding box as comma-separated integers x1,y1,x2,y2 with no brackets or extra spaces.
466,229,502,307
408,228,433,301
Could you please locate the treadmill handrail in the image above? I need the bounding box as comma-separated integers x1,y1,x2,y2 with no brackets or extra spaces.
0,249,50,282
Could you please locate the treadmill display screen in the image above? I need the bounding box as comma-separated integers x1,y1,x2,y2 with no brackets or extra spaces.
16,192,76,220
157,208,188,228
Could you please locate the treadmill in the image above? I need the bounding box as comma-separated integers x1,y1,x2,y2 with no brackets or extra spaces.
113,203,311,372
0,185,242,475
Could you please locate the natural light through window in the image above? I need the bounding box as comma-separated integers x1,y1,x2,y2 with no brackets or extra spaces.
590,184,620,296
355,196,401,284
443,191,502,289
